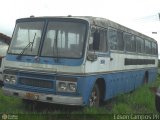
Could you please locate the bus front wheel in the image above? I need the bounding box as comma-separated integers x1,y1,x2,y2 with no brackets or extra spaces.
89,84,100,107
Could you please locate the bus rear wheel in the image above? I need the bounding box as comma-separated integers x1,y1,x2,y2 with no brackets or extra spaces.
143,72,148,84
89,84,100,107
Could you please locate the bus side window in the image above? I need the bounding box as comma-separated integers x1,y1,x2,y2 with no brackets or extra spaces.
136,36,145,53
152,42,158,55
89,30,107,52
108,28,124,51
108,28,117,50
93,31,100,51
99,30,107,52
124,33,136,52
117,30,124,51
145,40,152,54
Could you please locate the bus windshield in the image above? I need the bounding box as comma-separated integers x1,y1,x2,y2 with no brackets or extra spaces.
8,20,87,58
8,21,44,55
41,21,86,58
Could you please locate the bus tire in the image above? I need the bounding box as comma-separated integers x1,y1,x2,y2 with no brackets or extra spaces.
143,72,148,84
89,84,100,107
155,95,160,112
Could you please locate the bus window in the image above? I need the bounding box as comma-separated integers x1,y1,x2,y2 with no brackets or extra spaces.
108,28,124,51
8,22,44,55
145,40,152,54
117,30,124,51
108,28,117,50
41,21,86,58
136,36,144,53
124,33,136,52
152,42,158,55
89,30,107,52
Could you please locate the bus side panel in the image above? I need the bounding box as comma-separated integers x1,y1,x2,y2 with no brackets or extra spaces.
104,71,136,100
80,68,157,105
104,68,157,100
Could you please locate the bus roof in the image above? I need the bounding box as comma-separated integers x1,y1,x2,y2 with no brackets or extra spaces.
17,16,157,43
79,16,156,42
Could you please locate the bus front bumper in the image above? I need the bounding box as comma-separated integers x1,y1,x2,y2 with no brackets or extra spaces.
2,87,83,106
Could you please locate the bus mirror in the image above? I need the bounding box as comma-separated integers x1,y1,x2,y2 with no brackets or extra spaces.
87,52,97,62
93,31,100,51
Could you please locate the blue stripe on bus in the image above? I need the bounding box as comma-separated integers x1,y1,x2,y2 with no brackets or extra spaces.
6,54,84,66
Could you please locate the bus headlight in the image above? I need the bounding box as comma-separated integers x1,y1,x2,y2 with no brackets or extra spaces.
58,82,67,91
3,74,17,84
10,76,16,84
68,83,76,92
56,81,77,92
4,75,10,83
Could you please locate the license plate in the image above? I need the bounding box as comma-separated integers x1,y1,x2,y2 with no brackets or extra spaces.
26,93,39,100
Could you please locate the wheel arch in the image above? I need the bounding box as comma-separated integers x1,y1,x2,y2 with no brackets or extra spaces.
95,78,106,102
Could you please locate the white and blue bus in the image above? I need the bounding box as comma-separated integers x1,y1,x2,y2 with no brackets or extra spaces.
2,16,158,107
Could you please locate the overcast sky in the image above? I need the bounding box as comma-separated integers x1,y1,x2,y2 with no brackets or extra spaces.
0,0,160,52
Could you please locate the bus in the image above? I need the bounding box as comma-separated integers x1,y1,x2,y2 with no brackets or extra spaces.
2,16,158,107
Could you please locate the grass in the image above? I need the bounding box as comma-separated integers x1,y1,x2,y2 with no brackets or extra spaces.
0,89,25,113
111,85,156,113
0,75,160,119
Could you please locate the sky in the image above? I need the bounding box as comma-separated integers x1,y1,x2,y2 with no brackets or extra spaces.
0,0,160,52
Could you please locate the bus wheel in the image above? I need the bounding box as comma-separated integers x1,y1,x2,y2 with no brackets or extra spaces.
155,95,160,112
144,72,148,84
89,84,100,107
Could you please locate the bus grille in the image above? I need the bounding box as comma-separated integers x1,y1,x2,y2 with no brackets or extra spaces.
19,78,53,89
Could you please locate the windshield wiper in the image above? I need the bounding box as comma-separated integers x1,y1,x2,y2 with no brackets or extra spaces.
16,33,36,60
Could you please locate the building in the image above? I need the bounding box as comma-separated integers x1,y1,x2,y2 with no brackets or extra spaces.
0,33,11,57
0,33,11,45
0,33,11,83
